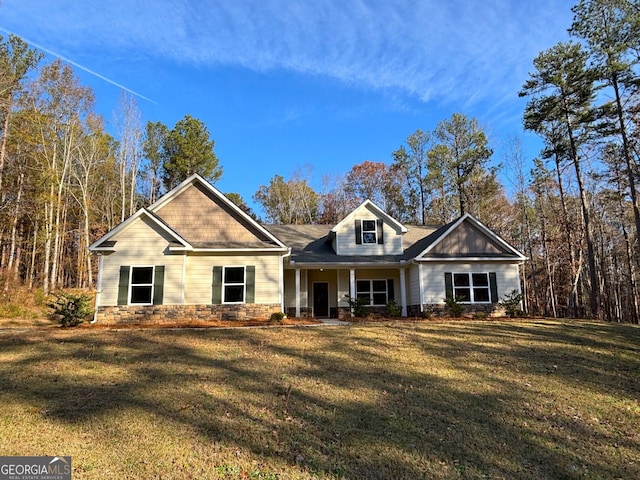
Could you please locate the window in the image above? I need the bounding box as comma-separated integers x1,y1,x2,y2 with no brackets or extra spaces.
223,266,245,303
356,279,390,306
453,273,490,303
361,220,377,244
130,266,154,304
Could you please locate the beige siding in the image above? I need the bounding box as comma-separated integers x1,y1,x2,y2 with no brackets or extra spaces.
334,204,404,256
283,269,308,310
99,216,185,306
421,262,520,304
185,254,282,304
407,264,422,305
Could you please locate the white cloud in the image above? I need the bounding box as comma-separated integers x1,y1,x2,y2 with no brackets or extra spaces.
0,0,572,108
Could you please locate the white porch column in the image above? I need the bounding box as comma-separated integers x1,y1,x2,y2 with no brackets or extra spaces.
399,267,407,317
295,268,301,318
349,268,356,318
418,262,425,313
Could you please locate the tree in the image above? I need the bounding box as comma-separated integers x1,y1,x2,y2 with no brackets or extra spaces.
570,0,640,259
162,115,221,190
113,91,143,220
23,59,95,294
0,34,42,196
392,130,431,224
344,161,388,206
428,113,494,220
254,172,319,224
141,120,169,204
520,41,601,318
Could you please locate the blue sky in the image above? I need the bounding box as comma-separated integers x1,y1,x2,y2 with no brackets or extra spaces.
0,0,573,213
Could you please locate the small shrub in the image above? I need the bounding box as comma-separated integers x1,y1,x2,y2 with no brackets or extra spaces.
49,291,93,327
345,295,370,318
270,312,286,322
385,300,402,318
473,311,487,320
445,296,465,318
500,290,524,318
421,310,432,320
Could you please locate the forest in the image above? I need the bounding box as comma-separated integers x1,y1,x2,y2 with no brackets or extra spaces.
0,0,639,322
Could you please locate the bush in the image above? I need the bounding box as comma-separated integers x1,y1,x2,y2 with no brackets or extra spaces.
499,290,524,318
385,300,402,318
345,295,370,318
270,312,286,322
445,296,465,318
49,291,93,327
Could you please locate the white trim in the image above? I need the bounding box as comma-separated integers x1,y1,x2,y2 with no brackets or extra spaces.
89,208,192,252
355,278,391,306
418,263,424,312
169,246,288,253
92,255,104,323
331,199,408,234
129,265,155,306
399,267,407,317
451,272,491,304
361,219,378,244
222,265,246,304
416,257,524,262
295,268,301,318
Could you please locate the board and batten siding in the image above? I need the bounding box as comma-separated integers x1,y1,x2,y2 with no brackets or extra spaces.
185,254,282,305
99,216,185,306
420,262,520,305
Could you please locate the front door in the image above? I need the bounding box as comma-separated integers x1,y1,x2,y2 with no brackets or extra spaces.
313,282,329,318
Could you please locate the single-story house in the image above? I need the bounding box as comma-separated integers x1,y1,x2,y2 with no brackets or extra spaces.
89,174,526,324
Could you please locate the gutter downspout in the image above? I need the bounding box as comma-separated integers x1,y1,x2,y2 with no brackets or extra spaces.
91,254,104,323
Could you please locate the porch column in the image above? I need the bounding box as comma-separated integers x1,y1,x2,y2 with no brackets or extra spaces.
349,268,356,318
295,268,301,318
399,267,407,317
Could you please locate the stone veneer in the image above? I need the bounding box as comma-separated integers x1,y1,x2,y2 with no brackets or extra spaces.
96,304,283,325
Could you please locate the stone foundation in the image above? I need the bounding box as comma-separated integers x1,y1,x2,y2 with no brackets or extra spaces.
407,303,503,318
96,304,284,325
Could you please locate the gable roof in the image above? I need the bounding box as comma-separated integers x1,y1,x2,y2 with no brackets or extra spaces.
331,199,408,234
89,208,192,252
149,174,288,251
414,213,527,261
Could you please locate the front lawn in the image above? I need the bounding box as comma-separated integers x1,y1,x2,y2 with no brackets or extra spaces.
0,320,638,479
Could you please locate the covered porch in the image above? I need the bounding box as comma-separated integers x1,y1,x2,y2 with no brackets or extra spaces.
283,265,409,319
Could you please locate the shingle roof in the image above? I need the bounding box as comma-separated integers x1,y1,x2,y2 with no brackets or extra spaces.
265,224,441,265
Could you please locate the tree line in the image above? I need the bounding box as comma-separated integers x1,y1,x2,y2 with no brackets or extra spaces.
1,0,639,323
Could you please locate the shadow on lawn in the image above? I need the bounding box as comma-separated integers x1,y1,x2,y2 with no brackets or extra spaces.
0,321,639,479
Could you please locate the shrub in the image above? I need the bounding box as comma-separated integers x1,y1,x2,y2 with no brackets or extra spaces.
445,296,465,318
345,295,370,318
474,311,488,320
49,291,93,327
499,290,524,318
385,300,402,318
421,310,432,320
270,312,286,322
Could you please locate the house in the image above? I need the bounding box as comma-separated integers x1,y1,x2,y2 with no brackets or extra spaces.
89,174,526,324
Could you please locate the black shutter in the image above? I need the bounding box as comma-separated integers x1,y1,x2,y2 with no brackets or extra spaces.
377,219,384,244
489,272,498,303
444,272,453,300
387,279,395,302
117,266,130,305
153,266,164,305
212,266,223,304
245,266,255,303
355,220,362,244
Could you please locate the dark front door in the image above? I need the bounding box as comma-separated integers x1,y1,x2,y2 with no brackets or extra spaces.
313,282,329,318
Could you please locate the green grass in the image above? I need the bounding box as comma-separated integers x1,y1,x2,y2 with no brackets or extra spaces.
0,320,638,479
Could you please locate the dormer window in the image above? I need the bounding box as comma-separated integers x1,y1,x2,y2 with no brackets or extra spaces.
362,220,377,244
355,219,384,245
